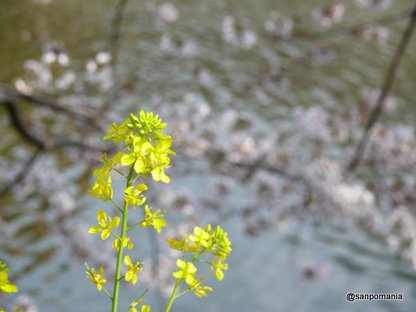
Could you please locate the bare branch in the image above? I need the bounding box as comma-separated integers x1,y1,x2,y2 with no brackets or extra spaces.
4,100,104,152
346,5,416,173
204,149,330,201
100,0,129,112
110,0,129,69
0,147,42,197
0,83,101,128
5,101,49,149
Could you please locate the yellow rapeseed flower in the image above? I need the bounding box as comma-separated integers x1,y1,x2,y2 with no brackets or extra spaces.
0,261,18,294
85,263,107,291
141,205,167,233
89,178,113,202
124,184,148,207
172,260,196,286
189,278,212,297
89,210,120,240
113,236,134,251
124,256,142,285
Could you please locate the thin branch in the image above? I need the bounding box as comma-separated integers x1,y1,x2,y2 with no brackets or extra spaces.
51,139,105,152
203,149,330,201
346,5,416,173
110,0,128,70
232,160,329,200
5,101,48,149
4,100,105,152
0,147,42,197
101,0,129,112
0,83,100,128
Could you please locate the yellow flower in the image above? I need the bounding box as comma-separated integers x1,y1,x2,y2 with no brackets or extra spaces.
150,166,171,183
103,121,130,142
212,225,232,258
121,140,154,174
92,166,110,181
141,205,167,233
129,297,151,312
124,256,142,285
149,138,174,183
113,236,134,251
0,262,18,294
189,226,212,248
141,305,151,312
189,278,212,297
210,257,228,281
101,152,123,169
172,259,197,286
89,210,120,240
99,110,175,182
89,178,113,202
167,235,198,253
167,237,186,251
124,184,148,207
130,304,151,312
85,263,107,291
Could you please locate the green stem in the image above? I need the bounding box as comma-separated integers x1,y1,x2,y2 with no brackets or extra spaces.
111,166,135,312
113,167,127,177
127,220,145,230
111,231,121,240
110,199,123,213
103,287,113,300
165,249,207,312
122,289,150,312
165,278,182,312
174,288,190,299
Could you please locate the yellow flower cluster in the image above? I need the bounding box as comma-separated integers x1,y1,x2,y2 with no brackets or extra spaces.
101,111,175,183
86,111,175,310
89,111,174,203
172,259,213,297
169,224,232,298
0,261,18,294
85,110,232,311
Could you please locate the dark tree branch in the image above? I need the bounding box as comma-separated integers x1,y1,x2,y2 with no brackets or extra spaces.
110,0,128,69
1,89,110,200
0,147,42,197
0,83,100,128
232,160,330,200
4,100,104,152
101,0,129,112
346,5,416,173
5,101,49,149
51,139,106,152
203,149,331,202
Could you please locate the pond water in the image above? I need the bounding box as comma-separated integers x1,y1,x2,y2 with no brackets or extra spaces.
1,0,416,311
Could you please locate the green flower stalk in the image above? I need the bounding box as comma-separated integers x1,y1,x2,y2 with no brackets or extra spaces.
86,110,232,312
